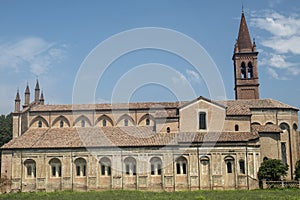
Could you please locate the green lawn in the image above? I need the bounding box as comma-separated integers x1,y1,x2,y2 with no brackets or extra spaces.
0,189,300,200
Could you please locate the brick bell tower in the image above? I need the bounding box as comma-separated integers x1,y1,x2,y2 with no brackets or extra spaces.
233,10,259,100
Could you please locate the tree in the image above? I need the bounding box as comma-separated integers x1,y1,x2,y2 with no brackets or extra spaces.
258,159,288,181
295,160,300,180
0,113,12,147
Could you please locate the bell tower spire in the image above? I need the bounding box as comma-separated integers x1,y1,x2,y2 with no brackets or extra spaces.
233,10,260,100
34,79,40,103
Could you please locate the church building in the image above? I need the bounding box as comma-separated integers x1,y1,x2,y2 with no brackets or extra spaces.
1,11,299,192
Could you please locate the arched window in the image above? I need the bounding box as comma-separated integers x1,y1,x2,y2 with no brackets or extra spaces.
263,157,268,161
240,62,246,79
266,122,274,125
74,158,86,177
60,120,64,128
293,123,298,130
150,157,162,175
24,159,36,178
239,159,245,174
235,124,239,131
102,119,107,127
248,62,253,78
224,156,234,174
100,157,111,176
200,156,210,175
124,157,136,176
146,118,150,126
49,158,62,178
124,119,128,126
166,127,170,133
176,156,187,175
280,122,290,131
38,120,42,128
81,120,85,128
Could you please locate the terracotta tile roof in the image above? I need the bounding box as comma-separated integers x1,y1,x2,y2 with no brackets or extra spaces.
251,124,282,133
2,127,259,150
28,98,298,117
30,102,182,112
177,132,259,143
217,99,298,115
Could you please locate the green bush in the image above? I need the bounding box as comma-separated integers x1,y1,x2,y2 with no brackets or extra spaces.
257,159,288,181
295,160,300,180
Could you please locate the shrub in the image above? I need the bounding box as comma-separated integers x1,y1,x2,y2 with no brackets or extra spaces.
257,159,288,181
295,160,300,180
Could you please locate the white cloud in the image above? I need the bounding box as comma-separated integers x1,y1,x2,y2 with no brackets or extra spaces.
251,12,300,38
186,69,201,83
262,36,300,54
250,10,300,79
171,73,186,84
0,37,66,76
267,67,280,80
261,53,295,69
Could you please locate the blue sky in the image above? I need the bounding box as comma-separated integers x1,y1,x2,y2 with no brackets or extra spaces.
0,0,300,114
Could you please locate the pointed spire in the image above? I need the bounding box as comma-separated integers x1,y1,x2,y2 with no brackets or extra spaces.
34,79,40,103
35,79,40,90
15,89,21,112
40,90,44,105
236,11,253,52
24,83,30,106
25,83,30,94
15,89,20,102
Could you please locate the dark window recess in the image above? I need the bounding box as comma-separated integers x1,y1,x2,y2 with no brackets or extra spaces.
199,112,206,130
281,142,287,166
235,124,239,131
239,160,245,174
151,164,155,175
227,162,232,173
176,163,181,174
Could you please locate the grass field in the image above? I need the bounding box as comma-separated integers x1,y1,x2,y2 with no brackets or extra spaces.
0,189,300,200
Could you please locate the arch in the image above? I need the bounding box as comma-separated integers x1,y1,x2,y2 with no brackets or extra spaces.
116,114,135,126
280,122,290,131
150,157,162,175
200,156,210,161
24,159,36,178
52,115,71,127
74,115,92,127
240,62,246,79
49,158,62,177
224,156,234,161
95,115,114,127
99,157,111,176
251,122,261,126
138,114,155,126
293,123,298,130
248,62,253,78
30,115,49,128
124,157,136,175
74,158,87,177
224,156,234,174
266,122,274,125
175,156,188,175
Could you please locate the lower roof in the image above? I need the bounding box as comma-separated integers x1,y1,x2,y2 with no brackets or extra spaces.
2,127,259,150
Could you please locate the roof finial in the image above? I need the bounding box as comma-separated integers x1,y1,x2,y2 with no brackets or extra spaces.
242,3,244,13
